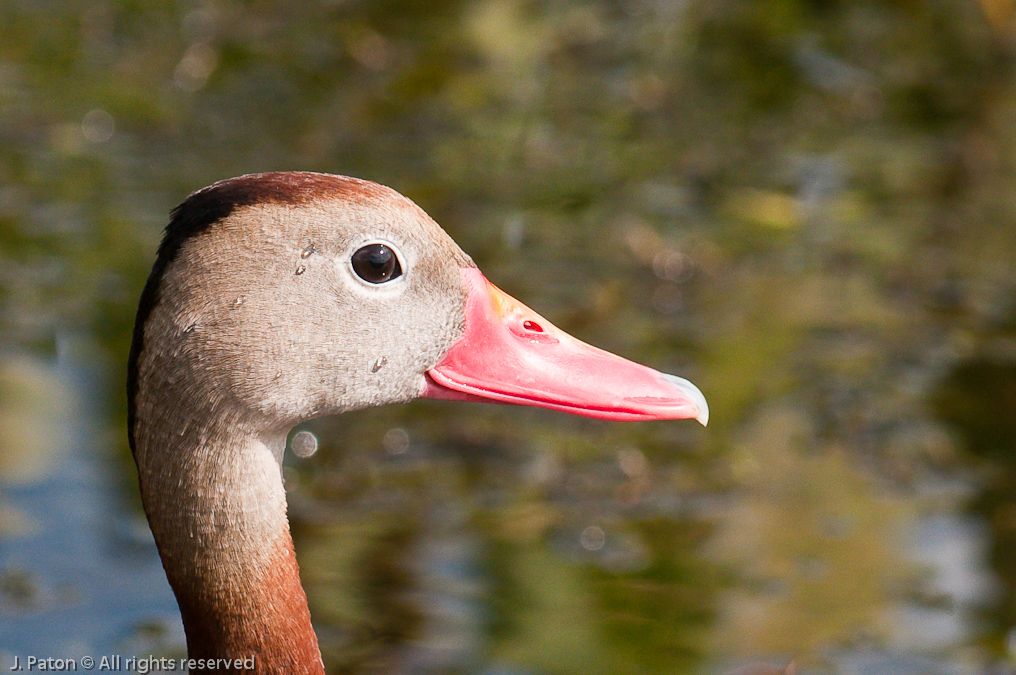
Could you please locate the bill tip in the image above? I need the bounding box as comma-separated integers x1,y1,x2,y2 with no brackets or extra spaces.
658,372,709,426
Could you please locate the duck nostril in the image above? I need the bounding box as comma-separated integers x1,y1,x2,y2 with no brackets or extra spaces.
509,317,557,344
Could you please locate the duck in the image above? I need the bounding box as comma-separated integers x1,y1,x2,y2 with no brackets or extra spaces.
127,171,708,674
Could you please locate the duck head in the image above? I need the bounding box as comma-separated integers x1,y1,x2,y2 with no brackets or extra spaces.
130,171,706,442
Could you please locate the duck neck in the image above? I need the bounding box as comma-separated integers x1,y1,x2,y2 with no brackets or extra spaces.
134,414,323,674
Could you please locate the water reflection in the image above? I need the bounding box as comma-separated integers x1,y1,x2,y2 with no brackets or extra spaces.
0,345,182,658
2,0,1015,672
934,357,1016,661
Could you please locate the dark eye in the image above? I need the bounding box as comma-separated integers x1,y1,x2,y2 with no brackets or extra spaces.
351,243,402,284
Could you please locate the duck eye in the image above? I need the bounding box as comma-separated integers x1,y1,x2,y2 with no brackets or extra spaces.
351,244,402,284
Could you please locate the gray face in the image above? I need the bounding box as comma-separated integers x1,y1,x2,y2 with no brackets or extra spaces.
139,185,473,436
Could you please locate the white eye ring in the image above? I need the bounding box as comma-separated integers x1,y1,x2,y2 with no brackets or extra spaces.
346,239,407,288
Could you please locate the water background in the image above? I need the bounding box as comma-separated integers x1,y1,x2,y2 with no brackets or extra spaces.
2,2,1016,673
